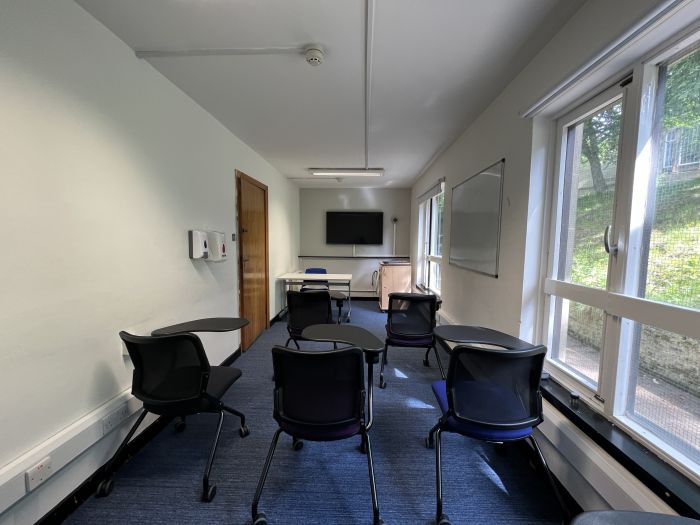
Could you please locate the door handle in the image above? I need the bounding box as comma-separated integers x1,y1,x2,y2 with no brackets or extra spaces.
604,225,618,256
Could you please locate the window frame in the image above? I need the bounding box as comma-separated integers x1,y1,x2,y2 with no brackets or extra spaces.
541,29,700,483
417,184,444,295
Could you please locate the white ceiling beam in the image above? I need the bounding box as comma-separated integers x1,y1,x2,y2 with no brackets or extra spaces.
135,46,303,59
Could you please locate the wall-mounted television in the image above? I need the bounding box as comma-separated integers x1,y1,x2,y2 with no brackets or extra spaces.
326,211,383,245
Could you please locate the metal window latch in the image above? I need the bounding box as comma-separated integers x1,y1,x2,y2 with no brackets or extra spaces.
594,393,606,404
604,225,618,256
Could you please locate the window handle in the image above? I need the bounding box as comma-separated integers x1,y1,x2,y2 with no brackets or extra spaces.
604,225,618,256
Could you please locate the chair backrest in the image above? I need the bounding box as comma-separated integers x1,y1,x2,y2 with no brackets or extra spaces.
386,292,437,337
302,267,329,289
119,331,210,407
271,345,365,428
446,344,546,430
287,290,332,334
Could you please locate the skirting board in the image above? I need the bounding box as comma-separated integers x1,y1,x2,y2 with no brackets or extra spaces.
0,388,150,523
537,401,677,515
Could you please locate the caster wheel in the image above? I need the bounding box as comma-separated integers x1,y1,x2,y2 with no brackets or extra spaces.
425,437,434,449
253,512,268,525
239,425,250,438
423,357,430,367
174,419,187,432
202,484,216,502
437,513,451,525
379,378,386,389
95,477,113,497
292,438,304,451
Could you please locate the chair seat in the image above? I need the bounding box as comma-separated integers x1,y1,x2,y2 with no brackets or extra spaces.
330,290,346,303
280,420,362,441
431,380,533,441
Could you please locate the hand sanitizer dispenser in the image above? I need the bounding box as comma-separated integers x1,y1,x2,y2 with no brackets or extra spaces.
207,231,227,262
188,230,209,259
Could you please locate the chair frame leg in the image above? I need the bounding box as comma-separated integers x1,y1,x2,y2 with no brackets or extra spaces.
362,429,381,525
202,410,225,500
102,409,148,476
222,404,246,429
435,428,444,523
379,343,388,388
252,428,283,519
432,344,446,379
528,435,570,522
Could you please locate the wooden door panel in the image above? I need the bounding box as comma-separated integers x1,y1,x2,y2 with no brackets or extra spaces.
237,172,269,350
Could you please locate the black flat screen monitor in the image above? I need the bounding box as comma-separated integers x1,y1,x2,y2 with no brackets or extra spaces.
326,211,383,245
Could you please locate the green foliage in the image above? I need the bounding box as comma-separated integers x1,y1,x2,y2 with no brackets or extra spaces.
663,47,700,130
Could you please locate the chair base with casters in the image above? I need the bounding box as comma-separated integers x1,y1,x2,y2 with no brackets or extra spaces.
379,337,445,389
425,344,570,525
96,397,249,502
97,331,250,503
252,345,383,525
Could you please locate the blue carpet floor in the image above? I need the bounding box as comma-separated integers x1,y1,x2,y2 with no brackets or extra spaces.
66,301,564,525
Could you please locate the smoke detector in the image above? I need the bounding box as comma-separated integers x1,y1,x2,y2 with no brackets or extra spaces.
304,45,325,66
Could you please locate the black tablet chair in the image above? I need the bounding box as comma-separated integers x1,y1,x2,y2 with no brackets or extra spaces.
251,346,383,525
301,267,347,323
425,344,567,525
285,290,333,347
379,292,443,389
96,331,249,503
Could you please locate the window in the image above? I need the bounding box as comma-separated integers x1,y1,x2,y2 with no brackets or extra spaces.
417,183,444,294
544,37,700,479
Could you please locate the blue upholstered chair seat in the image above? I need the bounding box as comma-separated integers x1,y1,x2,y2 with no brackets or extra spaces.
431,380,532,441
279,420,362,441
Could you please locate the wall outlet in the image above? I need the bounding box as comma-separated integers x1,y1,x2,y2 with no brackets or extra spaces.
25,456,52,492
102,403,131,435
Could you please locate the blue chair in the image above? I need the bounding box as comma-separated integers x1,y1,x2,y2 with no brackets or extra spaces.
301,267,347,323
251,346,383,525
425,344,567,525
379,292,444,389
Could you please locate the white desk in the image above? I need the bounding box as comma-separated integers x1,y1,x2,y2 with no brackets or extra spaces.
278,272,353,322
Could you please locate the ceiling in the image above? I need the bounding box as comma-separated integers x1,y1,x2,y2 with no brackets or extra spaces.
75,0,583,188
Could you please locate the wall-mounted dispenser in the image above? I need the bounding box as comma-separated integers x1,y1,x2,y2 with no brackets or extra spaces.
207,231,227,262
188,230,209,259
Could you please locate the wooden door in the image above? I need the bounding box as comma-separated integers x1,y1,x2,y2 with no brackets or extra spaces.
236,171,269,350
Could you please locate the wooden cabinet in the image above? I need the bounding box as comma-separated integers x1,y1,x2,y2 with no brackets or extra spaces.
377,262,411,310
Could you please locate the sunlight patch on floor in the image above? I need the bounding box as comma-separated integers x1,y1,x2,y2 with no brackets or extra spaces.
405,397,434,409
478,457,508,494
393,368,408,379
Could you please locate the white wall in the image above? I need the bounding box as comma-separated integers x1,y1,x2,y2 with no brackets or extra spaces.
0,0,298,521
297,188,410,297
410,0,695,513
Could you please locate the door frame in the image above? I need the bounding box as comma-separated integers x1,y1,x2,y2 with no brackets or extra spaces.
235,170,270,350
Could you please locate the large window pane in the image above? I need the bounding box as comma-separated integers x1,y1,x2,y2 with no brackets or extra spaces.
624,321,699,463
428,260,441,293
558,100,622,289
637,48,700,309
550,299,604,385
430,192,444,256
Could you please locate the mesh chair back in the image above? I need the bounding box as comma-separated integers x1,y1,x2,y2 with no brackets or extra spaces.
271,346,365,426
387,293,437,337
447,344,546,429
287,290,332,334
119,331,210,407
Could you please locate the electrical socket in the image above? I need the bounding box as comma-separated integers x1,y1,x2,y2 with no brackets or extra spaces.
25,456,52,492
102,403,131,435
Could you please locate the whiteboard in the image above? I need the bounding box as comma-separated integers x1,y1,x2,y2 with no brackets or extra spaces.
448,159,504,277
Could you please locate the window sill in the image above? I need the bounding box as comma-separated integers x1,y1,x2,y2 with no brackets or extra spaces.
540,378,700,519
